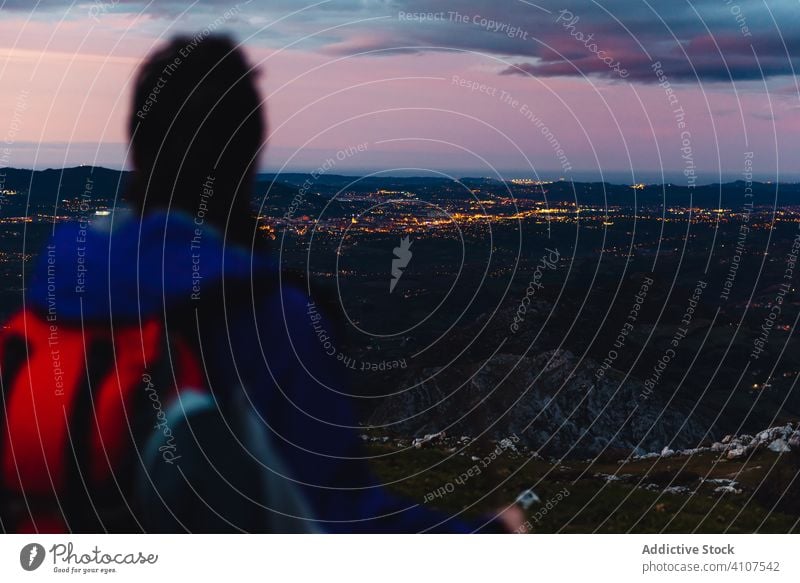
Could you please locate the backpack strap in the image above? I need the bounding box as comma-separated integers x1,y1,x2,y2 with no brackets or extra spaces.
136,388,319,533
233,389,320,533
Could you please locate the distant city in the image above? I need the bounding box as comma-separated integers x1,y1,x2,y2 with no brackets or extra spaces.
2,167,800,435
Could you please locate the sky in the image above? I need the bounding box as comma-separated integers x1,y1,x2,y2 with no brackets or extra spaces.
1,0,799,183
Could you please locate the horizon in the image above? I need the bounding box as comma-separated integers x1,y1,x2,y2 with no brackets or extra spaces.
2,164,798,188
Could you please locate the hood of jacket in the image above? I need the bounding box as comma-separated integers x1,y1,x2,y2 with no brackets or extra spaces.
28,208,272,323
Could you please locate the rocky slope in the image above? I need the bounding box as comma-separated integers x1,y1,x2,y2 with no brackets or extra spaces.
633,422,800,461
369,348,709,457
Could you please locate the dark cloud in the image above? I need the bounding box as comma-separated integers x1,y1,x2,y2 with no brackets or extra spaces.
4,0,799,83
502,31,800,82
318,0,800,84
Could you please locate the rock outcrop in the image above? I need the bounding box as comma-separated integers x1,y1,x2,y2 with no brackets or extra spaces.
369,349,708,457
631,422,800,460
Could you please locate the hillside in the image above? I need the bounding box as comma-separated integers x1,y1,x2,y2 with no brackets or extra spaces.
366,423,800,533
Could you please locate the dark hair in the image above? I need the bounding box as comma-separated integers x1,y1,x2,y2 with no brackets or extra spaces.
129,34,265,245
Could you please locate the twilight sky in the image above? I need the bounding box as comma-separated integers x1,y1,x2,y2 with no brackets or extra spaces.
1,0,799,182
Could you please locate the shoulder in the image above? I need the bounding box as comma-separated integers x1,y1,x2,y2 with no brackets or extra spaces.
252,268,341,333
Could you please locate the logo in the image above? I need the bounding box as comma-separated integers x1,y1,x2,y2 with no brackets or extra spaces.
20,543,46,571
390,236,413,293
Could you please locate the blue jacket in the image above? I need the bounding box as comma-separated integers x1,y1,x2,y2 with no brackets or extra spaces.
28,209,494,533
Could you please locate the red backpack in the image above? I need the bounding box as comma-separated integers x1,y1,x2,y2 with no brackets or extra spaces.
0,309,205,533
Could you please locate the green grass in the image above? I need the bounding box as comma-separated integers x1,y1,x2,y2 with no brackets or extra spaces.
367,443,800,533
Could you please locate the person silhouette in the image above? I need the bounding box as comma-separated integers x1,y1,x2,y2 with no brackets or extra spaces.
4,34,522,533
